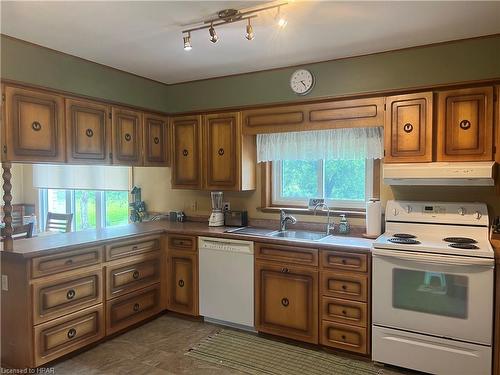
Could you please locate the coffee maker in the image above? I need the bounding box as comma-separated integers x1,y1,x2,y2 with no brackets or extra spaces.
209,191,224,227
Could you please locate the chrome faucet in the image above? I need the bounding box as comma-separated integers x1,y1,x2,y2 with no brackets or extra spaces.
314,203,334,235
279,210,297,231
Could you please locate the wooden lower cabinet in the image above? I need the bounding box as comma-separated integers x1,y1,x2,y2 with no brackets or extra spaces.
255,261,318,344
166,250,198,316
321,297,367,327
34,304,104,367
106,283,162,335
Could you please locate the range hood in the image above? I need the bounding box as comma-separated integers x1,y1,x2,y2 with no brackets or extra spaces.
384,161,497,186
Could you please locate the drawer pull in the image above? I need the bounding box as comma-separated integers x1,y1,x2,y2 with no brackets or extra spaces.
342,310,347,315
132,270,140,279
65,259,73,265
341,259,347,265
341,285,347,290
281,267,289,273
341,334,346,341
67,328,77,339
133,303,140,312
132,246,139,251
178,279,185,287
66,289,76,300
281,297,289,307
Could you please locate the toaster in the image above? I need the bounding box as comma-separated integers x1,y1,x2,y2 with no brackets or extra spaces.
224,211,248,227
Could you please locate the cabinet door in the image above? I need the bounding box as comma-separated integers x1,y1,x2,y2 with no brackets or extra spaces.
166,250,198,316
437,87,494,161
496,86,500,163
4,85,65,162
384,92,433,163
66,98,111,164
143,113,170,167
203,112,239,190
171,116,202,189
255,262,318,344
111,107,142,165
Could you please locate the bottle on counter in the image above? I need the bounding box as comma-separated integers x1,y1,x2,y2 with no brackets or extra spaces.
338,214,350,235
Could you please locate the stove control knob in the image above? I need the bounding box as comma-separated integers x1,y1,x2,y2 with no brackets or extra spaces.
406,205,412,214
458,207,466,216
474,211,482,220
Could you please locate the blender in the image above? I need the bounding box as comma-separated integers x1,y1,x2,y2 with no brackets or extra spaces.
209,191,224,227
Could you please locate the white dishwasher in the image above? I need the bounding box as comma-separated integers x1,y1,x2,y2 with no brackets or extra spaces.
199,236,254,330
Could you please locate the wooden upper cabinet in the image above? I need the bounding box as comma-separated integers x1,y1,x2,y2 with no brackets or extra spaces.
496,86,500,163
384,92,433,163
143,113,170,167
242,97,384,135
4,85,65,162
171,115,202,189
436,87,494,161
66,98,111,164
111,107,143,165
203,112,239,190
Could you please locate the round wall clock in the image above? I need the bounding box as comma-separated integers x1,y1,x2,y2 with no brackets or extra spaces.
290,69,314,95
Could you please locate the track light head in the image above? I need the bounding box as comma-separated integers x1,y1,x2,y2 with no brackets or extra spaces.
183,33,192,51
209,24,218,43
245,19,254,40
275,6,288,28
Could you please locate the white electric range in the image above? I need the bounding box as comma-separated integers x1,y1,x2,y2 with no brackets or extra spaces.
372,200,494,375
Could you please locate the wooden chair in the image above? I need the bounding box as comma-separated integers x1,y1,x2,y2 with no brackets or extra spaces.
1,222,34,241
46,212,73,233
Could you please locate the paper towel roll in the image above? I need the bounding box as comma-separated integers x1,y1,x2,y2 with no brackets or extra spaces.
366,199,381,237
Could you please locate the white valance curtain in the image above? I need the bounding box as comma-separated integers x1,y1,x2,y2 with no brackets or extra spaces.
33,165,131,191
256,127,384,162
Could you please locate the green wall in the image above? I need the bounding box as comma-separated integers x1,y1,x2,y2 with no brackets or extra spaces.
168,35,500,113
0,35,171,112
2,34,500,114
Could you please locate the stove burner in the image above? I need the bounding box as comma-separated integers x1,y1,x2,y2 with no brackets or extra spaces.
393,233,417,239
443,237,477,244
388,238,421,245
449,243,479,250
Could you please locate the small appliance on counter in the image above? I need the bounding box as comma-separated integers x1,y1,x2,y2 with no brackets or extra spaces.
209,191,224,227
129,186,146,223
169,210,186,222
224,210,248,227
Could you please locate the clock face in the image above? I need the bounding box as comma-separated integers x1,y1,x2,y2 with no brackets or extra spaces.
290,69,314,95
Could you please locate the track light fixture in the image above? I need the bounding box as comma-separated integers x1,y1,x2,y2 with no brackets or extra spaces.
208,23,218,43
183,32,192,51
245,19,254,40
181,2,288,49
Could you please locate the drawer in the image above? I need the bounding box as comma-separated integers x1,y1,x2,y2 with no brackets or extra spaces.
106,283,162,335
320,250,368,273
320,271,368,302
106,235,161,261
255,243,318,267
168,235,196,252
321,296,367,327
32,246,103,278
106,253,161,300
33,304,104,367
33,266,103,324
321,321,368,354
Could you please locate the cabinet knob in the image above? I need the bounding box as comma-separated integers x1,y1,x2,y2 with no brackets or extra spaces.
124,133,132,142
403,123,413,133
85,128,94,138
31,121,42,131
459,119,471,130
153,136,160,144
182,149,189,157
66,289,76,300
133,303,140,312
341,335,346,341
281,267,289,273
178,279,185,287
281,297,289,307
67,328,77,339
341,285,347,290
218,148,225,156
341,259,347,265
132,270,140,279
342,310,347,315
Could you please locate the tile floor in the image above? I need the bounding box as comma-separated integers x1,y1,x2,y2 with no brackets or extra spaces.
49,314,411,375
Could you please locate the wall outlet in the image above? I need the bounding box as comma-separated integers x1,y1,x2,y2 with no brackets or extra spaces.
2,275,8,291
223,202,230,211
190,200,197,211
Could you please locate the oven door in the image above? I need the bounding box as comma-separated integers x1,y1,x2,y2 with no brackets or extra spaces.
372,248,494,345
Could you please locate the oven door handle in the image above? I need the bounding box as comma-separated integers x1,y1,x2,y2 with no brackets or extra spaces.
372,248,494,267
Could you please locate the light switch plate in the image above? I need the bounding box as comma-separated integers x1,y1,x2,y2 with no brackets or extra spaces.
1,275,8,291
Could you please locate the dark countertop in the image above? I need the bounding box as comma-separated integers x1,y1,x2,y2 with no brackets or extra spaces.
0,221,373,258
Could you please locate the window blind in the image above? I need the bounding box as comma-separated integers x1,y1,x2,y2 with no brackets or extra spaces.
256,127,384,162
33,165,131,191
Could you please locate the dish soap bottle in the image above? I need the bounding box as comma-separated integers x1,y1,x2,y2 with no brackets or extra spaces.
338,214,350,235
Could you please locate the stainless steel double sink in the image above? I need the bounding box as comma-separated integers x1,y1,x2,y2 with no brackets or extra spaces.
225,227,329,242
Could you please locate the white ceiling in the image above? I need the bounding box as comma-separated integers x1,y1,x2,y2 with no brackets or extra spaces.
2,1,500,84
